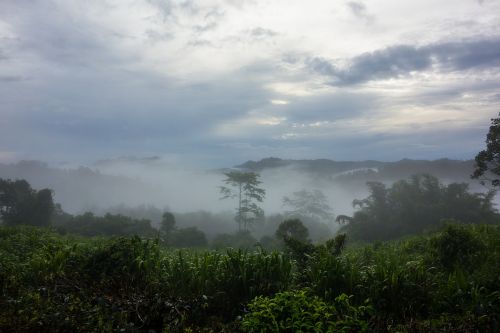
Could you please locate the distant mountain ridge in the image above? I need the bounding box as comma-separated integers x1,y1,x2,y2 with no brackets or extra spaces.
236,157,476,182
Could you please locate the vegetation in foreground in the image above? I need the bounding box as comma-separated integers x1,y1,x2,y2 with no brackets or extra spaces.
1,223,499,332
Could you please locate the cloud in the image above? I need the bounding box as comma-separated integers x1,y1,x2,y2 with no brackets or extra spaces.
346,1,374,23
146,0,175,19
145,29,174,43
0,75,27,82
1,0,500,166
309,37,500,85
0,49,7,60
0,1,131,69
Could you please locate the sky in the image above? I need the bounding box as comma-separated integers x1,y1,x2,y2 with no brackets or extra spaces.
1,0,500,168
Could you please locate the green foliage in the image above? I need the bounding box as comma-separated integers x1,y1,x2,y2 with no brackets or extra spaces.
343,174,499,241
242,290,371,332
430,222,486,271
0,178,54,227
0,227,293,331
306,225,500,331
1,224,499,331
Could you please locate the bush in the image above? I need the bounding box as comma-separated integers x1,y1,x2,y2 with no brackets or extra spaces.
430,223,486,271
242,290,372,332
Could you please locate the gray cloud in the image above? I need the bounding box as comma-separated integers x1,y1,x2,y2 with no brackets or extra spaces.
310,37,500,85
0,1,131,69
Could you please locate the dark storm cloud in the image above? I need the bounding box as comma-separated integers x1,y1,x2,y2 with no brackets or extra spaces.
309,37,500,85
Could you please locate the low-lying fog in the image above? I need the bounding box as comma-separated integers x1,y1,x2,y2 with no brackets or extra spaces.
91,157,367,218
0,156,491,239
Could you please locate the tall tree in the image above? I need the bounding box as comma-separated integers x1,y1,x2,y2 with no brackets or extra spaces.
472,112,500,187
219,171,265,231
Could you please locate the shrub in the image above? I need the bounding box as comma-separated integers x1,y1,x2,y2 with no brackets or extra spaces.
242,290,371,332
430,223,486,271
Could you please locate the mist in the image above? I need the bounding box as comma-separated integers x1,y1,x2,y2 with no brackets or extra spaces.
0,156,489,241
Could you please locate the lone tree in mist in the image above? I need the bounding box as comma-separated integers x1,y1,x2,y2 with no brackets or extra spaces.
472,112,500,187
219,171,265,231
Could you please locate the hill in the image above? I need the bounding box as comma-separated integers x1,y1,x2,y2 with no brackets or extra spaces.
236,157,475,182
